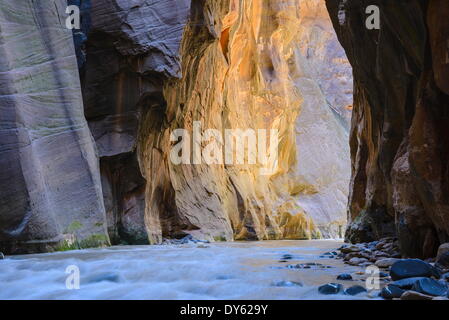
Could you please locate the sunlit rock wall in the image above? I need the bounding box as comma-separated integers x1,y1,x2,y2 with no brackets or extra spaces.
137,0,351,242
0,0,109,254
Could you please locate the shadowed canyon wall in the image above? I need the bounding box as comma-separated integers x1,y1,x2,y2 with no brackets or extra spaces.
0,0,352,253
0,0,109,254
326,0,449,258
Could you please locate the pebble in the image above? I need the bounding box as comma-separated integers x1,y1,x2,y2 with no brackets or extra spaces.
318,283,343,295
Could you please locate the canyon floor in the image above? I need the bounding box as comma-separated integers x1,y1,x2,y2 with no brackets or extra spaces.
0,240,378,300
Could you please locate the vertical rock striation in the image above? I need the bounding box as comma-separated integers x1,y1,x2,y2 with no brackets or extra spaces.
0,0,352,252
135,0,351,242
79,0,351,243
0,0,109,253
79,0,191,244
326,0,449,258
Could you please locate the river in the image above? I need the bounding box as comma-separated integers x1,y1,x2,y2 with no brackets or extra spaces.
0,240,378,300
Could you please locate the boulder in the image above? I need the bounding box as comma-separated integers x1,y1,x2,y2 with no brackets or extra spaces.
344,285,367,296
390,259,438,280
411,278,448,296
337,273,353,280
390,277,427,290
348,257,368,266
442,273,449,281
340,245,361,254
375,258,401,268
318,283,343,295
380,285,405,299
437,243,449,259
436,252,449,269
400,291,434,300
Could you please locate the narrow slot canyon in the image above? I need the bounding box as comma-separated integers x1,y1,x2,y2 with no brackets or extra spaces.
0,0,448,301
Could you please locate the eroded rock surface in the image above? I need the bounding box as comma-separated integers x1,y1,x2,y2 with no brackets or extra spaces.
79,0,192,244
137,0,350,242
76,0,351,243
326,0,449,258
0,0,352,252
0,0,109,253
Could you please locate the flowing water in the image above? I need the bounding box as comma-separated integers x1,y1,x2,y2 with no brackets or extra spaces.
0,240,377,300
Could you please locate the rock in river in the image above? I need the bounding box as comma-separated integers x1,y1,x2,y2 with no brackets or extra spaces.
390,277,428,290
412,278,448,296
400,291,434,300
318,283,343,295
272,281,303,287
375,258,400,268
380,285,405,299
337,273,353,280
344,285,367,296
390,259,439,280
436,252,449,269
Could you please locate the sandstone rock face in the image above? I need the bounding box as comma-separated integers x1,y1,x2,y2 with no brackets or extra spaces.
0,0,109,253
326,0,449,258
133,0,350,242
79,0,191,244
79,0,351,243
0,0,352,252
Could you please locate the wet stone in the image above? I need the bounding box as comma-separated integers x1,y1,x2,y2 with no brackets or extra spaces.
337,273,353,280
381,285,405,299
390,277,427,290
412,278,448,296
390,259,438,280
436,252,449,269
344,285,367,296
272,281,303,287
88,273,120,283
318,283,343,295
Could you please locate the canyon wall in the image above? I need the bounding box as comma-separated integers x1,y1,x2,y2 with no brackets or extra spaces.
82,0,351,243
326,0,449,258
0,0,109,254
0,0,352,253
